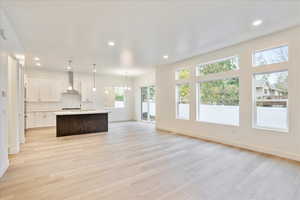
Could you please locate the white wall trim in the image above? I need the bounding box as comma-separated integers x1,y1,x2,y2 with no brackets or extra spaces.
157,127,300,162
8,145,20,154
0,158,9,178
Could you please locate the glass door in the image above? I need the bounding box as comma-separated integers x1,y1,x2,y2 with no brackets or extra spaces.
141,86,155,122
141,87,149,121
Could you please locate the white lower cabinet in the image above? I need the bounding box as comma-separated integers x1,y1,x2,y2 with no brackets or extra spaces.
26,111,56,129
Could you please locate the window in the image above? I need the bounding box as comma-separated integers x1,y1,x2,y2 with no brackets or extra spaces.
114,87,126,108
197,78,239,126
196,56,239,76
104,87,126,108
176,84,191,120
141,86,155,121
253,45,288,67
175,68,191,80
253,71,288,130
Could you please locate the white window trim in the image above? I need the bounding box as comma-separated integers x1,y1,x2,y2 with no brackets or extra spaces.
252,70,289,133
196,76,240,127
175,67,192,81
193,55,241,126
196,55,239,77
252,44,289,67
175,83,191,120
104,86,127,109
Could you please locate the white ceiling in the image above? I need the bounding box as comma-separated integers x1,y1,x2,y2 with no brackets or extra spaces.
2,0,300,76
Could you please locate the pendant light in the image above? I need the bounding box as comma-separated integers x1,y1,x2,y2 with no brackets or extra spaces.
92,64,97,92
67,60,72,71
67,60,73,90
124,72,131,91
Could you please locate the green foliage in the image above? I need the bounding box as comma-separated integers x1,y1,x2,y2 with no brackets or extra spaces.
178,84,191,103
115,95,124,101
177,69,190,80
274,72,288,93
199,58,238,75
141,87,148,101
198,58,239,105
115,87,125,102
200,78,239,106
149,86,155,100
141,86,155,101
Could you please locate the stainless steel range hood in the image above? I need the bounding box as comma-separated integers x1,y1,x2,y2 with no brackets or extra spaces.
62,71,80,95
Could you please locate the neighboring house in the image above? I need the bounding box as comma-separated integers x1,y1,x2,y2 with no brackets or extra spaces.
255,80,287,107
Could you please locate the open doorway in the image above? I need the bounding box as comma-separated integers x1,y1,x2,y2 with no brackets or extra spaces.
141,86,155,122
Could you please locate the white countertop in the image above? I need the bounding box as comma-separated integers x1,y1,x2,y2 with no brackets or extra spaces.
54,110,109,116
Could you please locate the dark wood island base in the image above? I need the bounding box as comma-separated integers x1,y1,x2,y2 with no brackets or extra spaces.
56,112,108,137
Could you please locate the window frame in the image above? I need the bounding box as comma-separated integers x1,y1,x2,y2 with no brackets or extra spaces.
251,43,290,133
252,70,289,133
175,83,191,120
252,44,289,67
194,55,241,126
114,87,126,109
103,86,127,109
196,76,240,126
196,55,239,77
175,67,191,81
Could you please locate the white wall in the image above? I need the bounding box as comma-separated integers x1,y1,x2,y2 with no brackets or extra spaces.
133,71,155,121
7,56,20,154
25,68,135,127
156,26,300,161
0,8,24,177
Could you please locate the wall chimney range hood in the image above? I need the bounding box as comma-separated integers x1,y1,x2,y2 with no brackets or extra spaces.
62,71,80,95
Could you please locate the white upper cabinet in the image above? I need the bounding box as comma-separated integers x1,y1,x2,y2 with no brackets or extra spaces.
26,78,40,102
26,78,62,102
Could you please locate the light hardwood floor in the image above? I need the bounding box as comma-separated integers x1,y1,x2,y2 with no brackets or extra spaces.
1,121,300,200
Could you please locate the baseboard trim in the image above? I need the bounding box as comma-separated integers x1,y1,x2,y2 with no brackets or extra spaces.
109,120,136,123
156,127,300,163
8,146,20,154
0,159,9,178
26,126,56,131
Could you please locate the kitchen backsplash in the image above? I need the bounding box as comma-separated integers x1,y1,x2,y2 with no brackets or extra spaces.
26,101,95,112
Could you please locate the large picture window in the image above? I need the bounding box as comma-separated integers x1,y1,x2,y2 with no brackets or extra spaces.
253,71,288,131
198,77,240,126
176,84,191,120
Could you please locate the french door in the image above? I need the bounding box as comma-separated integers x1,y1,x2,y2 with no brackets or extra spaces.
141,86,155,122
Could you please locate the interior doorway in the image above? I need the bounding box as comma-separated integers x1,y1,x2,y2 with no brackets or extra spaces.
141,86,155,122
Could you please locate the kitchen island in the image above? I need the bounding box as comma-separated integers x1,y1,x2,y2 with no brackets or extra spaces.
55,110,109,137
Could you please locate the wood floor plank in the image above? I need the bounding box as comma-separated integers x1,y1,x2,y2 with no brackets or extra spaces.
1,122,300,200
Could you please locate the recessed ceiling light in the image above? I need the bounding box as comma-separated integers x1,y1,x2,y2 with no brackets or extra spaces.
163,55,169,59
36,62,41,67
33,57,40,61
108,41,115,46
252,19,263,27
